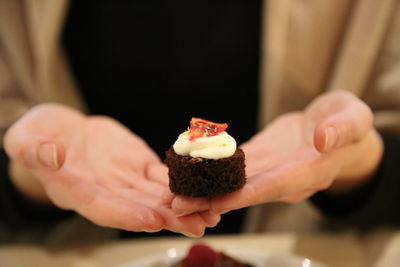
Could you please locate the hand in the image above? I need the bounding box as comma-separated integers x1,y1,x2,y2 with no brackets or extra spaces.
4,104,219,237
165,91,383,215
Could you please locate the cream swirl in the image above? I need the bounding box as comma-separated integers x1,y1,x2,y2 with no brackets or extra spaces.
173,131,236,159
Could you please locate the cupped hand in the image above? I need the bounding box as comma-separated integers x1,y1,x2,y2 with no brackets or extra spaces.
166,91,383,215
4,104,219,237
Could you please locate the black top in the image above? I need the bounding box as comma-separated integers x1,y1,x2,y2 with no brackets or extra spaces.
311,133,400,229
62,0,261,235
62,0,261,158
1,1,400,237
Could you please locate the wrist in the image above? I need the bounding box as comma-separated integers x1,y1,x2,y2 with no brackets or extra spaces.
328,129,383,194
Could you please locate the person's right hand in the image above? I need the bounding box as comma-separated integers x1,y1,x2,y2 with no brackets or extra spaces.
164,91,383,217
4,103,219,237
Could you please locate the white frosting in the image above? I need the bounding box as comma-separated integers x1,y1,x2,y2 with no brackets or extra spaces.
173,131,236,159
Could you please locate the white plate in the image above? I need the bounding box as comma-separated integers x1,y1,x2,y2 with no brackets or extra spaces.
118,246,329,267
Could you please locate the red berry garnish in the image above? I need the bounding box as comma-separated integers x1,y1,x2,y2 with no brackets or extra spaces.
189,117,228,141
182,243,219,266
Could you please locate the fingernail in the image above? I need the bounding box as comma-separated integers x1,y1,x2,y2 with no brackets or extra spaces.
324,127,338,151
183,232,201,238
176,211,190,217
143,227,160,233
37,143,59,170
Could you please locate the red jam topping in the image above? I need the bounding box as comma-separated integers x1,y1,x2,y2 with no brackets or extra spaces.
188,117,228,141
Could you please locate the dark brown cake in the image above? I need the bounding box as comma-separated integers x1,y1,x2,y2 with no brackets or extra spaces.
165,146,246,197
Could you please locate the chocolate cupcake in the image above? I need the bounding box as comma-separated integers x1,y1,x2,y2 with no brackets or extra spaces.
165,118,246,197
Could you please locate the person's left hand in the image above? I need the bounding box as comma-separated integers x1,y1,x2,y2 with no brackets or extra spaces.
4,104,219,237
164,91,383,216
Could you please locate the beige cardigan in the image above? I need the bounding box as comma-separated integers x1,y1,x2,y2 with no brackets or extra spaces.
0,0,399,237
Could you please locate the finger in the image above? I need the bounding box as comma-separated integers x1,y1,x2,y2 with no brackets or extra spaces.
210,172,282,214
146,163,169,186
155,208,207,237
96,185,207,237
199,211,221,227
210,186,257,214
72,184,164,232
112,172,168,198
171,195,210,216
3,104,85,170
4,131,65,171
279,190,315,204
313,95,373,153
162,190,175,207
210,159,319,214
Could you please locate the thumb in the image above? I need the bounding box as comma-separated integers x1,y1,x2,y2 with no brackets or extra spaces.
313,99,373,153
4,131,65,170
